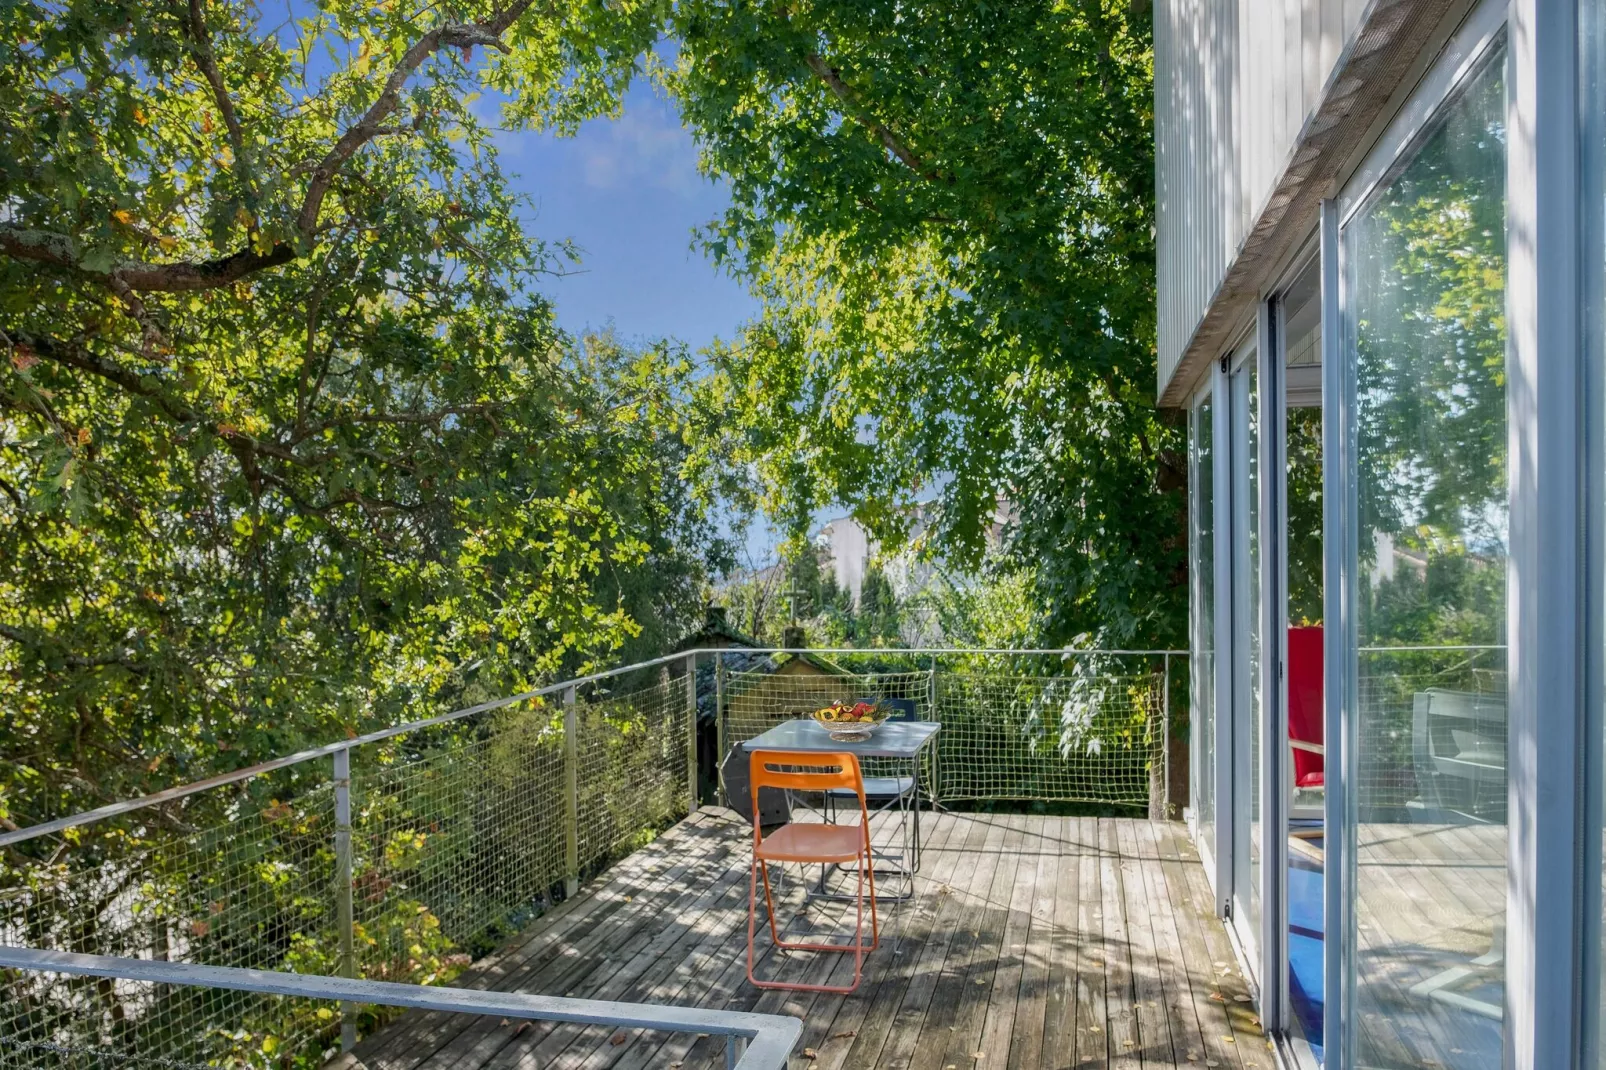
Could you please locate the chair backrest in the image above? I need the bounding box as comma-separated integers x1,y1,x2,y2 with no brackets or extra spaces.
1287,625,1324,784
748,750,866,843
857,696,916,721
720,744,793,828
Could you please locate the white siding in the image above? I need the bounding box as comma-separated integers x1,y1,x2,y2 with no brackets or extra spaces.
1157,0,1367,396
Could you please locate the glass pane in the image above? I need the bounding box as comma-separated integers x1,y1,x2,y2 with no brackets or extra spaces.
1192,395,1217,863
1282,259,1327,1060
1232,363,1262,947
1248,367,1260,944
1343,42,1507,1070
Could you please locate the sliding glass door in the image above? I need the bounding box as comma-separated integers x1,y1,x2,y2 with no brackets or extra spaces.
1228,350,1262,964
1338,30,1508,1070
1190,389,1219,874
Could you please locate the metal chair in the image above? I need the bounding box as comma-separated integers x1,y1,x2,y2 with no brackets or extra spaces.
824,696,923,873
747,750,879,993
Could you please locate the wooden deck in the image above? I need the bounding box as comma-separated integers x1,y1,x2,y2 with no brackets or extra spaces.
1353,822,1504,1070
353,807,1268,1069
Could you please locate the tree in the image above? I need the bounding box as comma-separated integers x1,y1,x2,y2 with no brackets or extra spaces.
668,0,1179,650
0,1,738,829
856,563,900,645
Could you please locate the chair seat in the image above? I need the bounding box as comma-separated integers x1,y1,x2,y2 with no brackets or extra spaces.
1298,771,1325,788
754,822,866,864
826,776,915,800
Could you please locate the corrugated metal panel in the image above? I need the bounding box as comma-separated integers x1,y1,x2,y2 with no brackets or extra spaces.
1156,0,1367,399
1155,0,1241,394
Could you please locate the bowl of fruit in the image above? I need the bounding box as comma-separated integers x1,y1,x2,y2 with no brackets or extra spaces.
810,700,890,742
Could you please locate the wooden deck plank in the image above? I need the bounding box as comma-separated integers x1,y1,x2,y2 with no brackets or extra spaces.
1154,821,1246,1070
536,833,762,1068
359,810,1276,1070
1101,818,1143,1070
1036,814,1083,1070
849,810,992,1070
1116,817,1176,1065
976,813,1041,1065
937,810,1028,1067
455,833,752,1070
1178,831,1257,1069
358,812,735,1069
1135,819,1209,1067
1071,816,1108,1070
901,812,1012,1070
794,808,971,1070
1001,813,1056,1068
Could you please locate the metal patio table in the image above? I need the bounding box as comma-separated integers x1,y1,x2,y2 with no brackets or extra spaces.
741,719,940,901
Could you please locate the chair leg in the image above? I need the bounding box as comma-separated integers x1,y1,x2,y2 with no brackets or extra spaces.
746,851,875,994
864,830,879,951
747,857,759,988
758,858,785,946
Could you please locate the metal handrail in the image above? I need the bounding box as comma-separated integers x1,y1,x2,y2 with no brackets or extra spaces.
0,645,1179,1066
0,947,803,1070
0,646,1183,849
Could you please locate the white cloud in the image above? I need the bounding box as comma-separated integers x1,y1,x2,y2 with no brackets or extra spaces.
575,92,705,198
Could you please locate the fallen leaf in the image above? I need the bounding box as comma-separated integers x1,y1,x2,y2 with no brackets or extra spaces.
610,1032,626,1046
803,1047,818,1058
830,1030,857,1039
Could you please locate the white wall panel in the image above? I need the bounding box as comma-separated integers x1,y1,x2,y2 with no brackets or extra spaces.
1157,0,1367,395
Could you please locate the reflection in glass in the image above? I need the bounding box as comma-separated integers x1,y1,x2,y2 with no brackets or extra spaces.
1281,256,1327,1060
1344,42,1507,1070
1231,365,1262,948
1191,395,1217,864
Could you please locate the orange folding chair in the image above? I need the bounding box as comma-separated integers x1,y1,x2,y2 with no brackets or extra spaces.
746,750,879,993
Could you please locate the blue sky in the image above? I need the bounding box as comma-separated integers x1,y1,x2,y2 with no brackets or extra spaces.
490,80,787,565
491,80,759,353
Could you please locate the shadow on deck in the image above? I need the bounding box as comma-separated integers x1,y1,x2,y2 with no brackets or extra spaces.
352,808,1266,1069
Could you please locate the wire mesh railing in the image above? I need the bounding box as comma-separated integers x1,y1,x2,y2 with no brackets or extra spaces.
0,646,1178,1069
719,651,1178,811
1354,644,1508,821
0,662,696,1070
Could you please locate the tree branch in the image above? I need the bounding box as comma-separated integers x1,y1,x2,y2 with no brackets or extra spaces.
186,0,251,194
1,2,539,294
294,9,529,235
0,623,151,674
0,225,297,292
803,54,948,184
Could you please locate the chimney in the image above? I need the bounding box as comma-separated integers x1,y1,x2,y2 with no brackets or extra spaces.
782,624,807,650
705,603,729,632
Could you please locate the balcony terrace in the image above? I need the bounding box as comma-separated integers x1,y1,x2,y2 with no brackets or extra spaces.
0,649,1269,1070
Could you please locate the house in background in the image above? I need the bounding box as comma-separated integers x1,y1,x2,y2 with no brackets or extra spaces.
1156,0,1599,1066
670,603,851,800
817,498,1011,613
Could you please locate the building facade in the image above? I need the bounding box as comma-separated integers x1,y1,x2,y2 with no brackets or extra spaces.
1156,0,1602,1067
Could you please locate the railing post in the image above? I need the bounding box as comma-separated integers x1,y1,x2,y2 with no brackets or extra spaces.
927,656,941,809
714,652,727,807
685,653,699,812
563,685,580,898
1162,653,1173,820
333,746,357,1052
